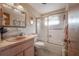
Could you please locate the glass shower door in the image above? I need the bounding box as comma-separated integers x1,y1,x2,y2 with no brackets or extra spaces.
46,13,66,55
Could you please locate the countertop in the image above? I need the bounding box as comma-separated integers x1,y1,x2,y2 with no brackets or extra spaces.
0,34,37,51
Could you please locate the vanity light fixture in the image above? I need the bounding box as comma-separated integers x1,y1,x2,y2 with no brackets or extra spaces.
3,3,25,13
30,17,34,25
14,3,24,11
30,20,34,25
17,5,24,11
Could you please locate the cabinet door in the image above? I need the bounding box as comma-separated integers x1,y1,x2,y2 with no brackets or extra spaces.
24,47,34,56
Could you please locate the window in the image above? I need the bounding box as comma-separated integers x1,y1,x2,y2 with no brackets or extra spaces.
47,13,64,30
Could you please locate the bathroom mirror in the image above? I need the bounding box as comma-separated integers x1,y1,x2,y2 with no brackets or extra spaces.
0,4,26,28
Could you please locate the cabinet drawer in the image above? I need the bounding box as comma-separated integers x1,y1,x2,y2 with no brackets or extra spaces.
0,39,34,56
16,52,24,56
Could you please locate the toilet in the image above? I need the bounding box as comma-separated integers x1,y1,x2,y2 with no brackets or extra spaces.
34,36,53,55
34,35,45,48
34,41,45,55
34,36,45,55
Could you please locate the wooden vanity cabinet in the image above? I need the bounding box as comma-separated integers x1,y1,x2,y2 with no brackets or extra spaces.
0,38,34,56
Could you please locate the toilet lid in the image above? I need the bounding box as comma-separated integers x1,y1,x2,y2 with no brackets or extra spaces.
35,41,44,47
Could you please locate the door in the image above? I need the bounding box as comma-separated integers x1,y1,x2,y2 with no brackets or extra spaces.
68,4,79,56
0,4,3,26
47,13,65,55
24,47,34,56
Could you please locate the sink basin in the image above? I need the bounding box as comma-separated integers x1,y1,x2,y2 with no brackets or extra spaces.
6,36,26,42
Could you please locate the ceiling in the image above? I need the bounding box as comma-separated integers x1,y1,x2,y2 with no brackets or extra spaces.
29,3,67,14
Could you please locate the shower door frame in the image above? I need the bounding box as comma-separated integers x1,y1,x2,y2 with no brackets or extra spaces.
36,8,69,56
43,8,69,56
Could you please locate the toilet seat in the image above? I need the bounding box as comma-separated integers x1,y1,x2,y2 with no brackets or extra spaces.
34,41,45,48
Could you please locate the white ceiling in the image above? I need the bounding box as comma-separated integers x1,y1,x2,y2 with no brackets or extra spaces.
29,3,67,14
